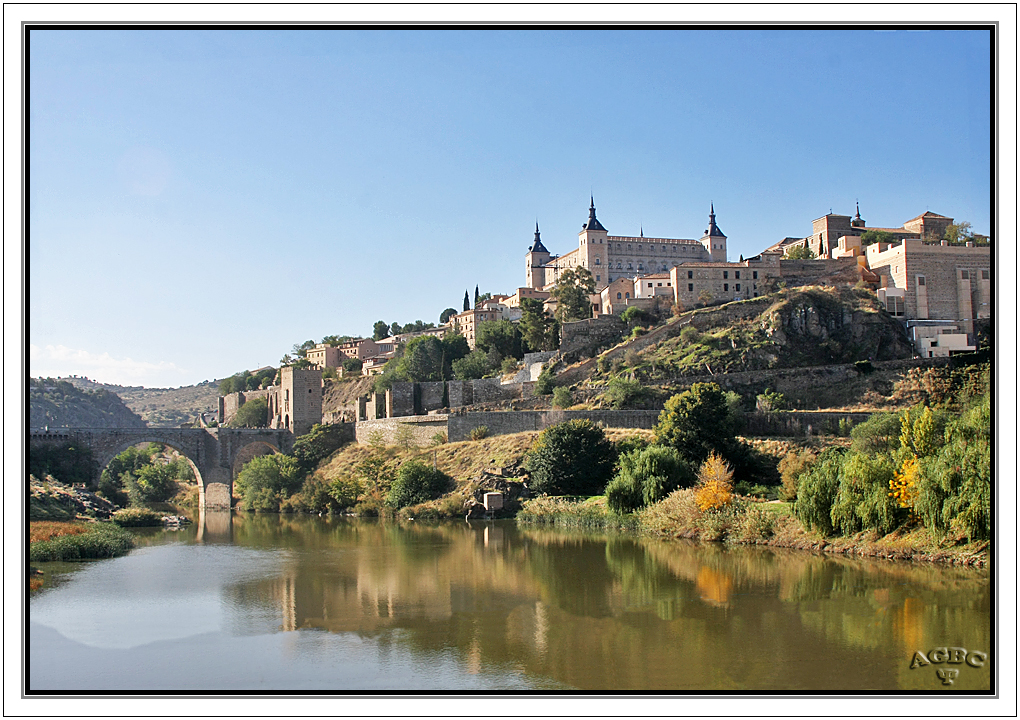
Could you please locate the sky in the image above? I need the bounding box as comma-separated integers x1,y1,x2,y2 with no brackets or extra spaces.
24,25,997,388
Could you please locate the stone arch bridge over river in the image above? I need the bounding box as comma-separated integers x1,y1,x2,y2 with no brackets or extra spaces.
29,427,294,510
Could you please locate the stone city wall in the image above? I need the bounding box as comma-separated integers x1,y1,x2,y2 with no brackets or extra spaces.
355,415,449,446
559,315,627,357
447,409,660,443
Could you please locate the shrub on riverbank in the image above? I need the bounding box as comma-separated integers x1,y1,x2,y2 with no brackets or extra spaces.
111,507,164,527
518,496,641,531
29,522,135,562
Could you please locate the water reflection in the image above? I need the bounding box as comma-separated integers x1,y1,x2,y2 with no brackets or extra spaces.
33,515,990,691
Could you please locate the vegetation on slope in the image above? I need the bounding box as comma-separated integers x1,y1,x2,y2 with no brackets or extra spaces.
30,378,147,429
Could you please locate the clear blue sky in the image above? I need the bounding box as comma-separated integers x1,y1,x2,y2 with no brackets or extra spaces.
28,28,993,387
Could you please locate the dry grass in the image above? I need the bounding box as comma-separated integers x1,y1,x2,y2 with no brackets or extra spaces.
29,521,91,544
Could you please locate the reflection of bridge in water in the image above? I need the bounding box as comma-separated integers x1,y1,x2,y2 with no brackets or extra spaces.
29,427,294,510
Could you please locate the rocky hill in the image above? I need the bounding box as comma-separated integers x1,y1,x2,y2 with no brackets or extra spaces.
64,377,221,427
30,378,147,429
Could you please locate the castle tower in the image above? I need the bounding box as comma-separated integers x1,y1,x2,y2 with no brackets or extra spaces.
525,221,551,290
578,196,609,289
699,203,728,262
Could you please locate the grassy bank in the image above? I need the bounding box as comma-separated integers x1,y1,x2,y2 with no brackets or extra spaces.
517,492,988,567
29,521,135,564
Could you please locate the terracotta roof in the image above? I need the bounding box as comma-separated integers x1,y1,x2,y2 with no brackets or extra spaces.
906,211,951,222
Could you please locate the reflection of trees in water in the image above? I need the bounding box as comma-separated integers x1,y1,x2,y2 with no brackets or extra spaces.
214,517,989,691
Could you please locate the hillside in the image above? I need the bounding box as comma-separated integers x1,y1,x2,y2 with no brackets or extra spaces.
30,378,147,429
65,377,221,427
555,286,922,411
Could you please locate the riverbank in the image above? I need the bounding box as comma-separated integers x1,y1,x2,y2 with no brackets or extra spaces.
519,492,989,568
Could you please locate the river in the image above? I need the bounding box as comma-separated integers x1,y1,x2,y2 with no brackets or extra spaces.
27,512,991,692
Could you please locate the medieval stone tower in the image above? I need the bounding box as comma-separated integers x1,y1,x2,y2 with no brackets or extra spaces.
699,204,728,262
268,366,323,436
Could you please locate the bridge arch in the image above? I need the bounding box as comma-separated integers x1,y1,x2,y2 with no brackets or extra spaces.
95,436,207,508
230,439,282,479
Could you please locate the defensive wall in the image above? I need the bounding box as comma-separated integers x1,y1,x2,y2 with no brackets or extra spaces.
355,415,450,446
218,388,272,425
447,409,661,442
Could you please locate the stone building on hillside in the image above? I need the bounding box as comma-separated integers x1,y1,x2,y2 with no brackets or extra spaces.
779,204,956,260
526,199,727,292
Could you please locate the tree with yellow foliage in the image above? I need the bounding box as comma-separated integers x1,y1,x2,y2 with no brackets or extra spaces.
695,452,734,512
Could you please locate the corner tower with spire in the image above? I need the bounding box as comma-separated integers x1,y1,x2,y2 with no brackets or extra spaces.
525,221,552,290
578,195,609,288
699,203,728,262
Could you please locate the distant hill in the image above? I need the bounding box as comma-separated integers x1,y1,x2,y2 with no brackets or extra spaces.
63,377,221,428
29,378,147,429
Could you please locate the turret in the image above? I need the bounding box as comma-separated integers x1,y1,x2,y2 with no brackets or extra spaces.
699,203,728,262
525,221,551,290
579,196,609,290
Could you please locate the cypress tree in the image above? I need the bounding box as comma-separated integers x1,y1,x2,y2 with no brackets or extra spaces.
463,290,470,311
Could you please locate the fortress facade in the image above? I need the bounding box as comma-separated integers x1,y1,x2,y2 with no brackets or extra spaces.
525,198,727,292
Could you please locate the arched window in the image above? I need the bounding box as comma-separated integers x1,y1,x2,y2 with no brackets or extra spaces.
625,292,630,298
617,292,622,299
595,257,600,265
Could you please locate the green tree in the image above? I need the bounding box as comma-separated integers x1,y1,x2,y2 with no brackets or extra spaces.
620,305,650,327
755,388,786,413
474,285,480,307
794,448,844,536
476,319,524,361
373,321,390,340
235,454,303,512
850,412,902,455
291,424,350,474
829,452,899,536
218,376,236,395
603,377,647,409
396,336,446,382
292,340,316,357
451,349,491,380
551,386,572,408
654,382,735,466
439,308,458,325
463,290,470,311
605,445,694,514
550,267,596,323
391,321,402,336
860,230,895,246
784,245,817,259
942,221,973,244
519,297,558,351
328,476,363,510
524,419,618,496
386,460,454,509
30,440,97,488
125,462,181,504
228,397,268,428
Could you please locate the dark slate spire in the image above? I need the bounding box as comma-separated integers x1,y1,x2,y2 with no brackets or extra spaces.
530,221,549,253
705,203,726,237
851,200,865,228
583,195,607,232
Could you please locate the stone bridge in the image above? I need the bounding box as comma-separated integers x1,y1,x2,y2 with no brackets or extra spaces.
29,427,294,510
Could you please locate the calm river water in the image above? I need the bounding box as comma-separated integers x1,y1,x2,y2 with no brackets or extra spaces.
28,512,991,692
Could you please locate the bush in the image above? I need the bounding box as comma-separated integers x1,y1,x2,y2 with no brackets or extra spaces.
386,461,454,509
736,505,778,542
291,424,350,474
778,449,816,503
469,426,489,441
234,454,303,512
524,419,618,496
694,453,734,512
535,369,555,396
679,325,701,345
552,386,572,408
328,476,363,511
850,413,901,455
228,397,269,428
603,376,647,409
854,359,875,375
606,445,694,514
430,432,447,446
29,522,135,562
755,388,785,413
620,306,650,326
124,463,182,505
111,507,164,527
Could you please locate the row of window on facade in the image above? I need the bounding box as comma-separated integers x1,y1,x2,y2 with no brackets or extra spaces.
682,269,758,280
608,243,699,254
